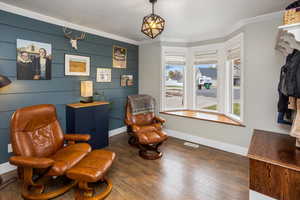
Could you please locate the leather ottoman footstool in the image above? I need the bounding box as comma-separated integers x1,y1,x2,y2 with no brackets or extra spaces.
66,150,116,200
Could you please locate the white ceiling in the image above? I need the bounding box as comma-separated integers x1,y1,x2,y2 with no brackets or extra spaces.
0,0,292,42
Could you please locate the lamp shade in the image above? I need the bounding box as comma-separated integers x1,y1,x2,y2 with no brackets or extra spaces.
80,81,93,97
0,74,11,88
141,0,165,39
141,14,165,39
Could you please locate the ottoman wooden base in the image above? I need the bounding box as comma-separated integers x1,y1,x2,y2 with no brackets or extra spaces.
75,178,112,200
66,150,116,200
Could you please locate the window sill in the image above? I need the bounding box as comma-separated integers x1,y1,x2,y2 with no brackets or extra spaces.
160,110,245,127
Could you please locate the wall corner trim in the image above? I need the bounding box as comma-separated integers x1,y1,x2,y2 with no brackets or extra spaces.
165,129,248,156
0,2,139,45
0,126,127,175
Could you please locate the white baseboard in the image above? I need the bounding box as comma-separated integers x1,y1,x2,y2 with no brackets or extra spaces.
0,126,127,175
1,127,246,174
165,129,248,156
0,162,16,175
249,190,276,200
109,126,126,137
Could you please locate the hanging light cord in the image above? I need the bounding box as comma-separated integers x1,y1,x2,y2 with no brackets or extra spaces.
150,0,157,14
152,1,155,14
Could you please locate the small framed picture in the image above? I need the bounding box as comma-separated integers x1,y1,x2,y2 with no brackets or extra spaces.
65,54,90,76
16,39,52,80
97,68,112,82
113,46,127,68
121,75,133,87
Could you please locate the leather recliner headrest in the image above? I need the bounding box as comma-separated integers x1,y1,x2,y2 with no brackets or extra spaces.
11,104,57,132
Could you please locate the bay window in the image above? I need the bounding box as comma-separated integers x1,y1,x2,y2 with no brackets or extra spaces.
162,49,187,111
225,34,243,121
227,58,241,117
161,33,244,123
193,50,219,112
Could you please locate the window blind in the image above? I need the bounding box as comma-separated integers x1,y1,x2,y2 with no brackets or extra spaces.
165,52,186,65
226,46,241,60
194,50,218,65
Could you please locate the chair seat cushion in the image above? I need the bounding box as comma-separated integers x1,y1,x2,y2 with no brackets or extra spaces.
133,123,162,133
46,143,91,176
66,150,116,182
137,130,168,144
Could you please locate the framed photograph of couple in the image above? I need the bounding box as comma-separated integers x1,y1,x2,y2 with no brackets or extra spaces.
65,54,90,76
16,39,52,80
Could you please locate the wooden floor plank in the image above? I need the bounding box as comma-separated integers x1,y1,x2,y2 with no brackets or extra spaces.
0,133,249,200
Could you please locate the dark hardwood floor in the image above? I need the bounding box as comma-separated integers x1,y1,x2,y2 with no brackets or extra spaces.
0,133,249,200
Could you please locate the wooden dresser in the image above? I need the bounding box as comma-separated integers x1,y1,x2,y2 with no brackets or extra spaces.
248,130,300,200
66,101,110,149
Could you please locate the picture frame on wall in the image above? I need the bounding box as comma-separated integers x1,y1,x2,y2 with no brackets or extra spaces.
97,68,112,82
65,54,90,76
120,75,133,87
16,39,52,80
113,46,127,68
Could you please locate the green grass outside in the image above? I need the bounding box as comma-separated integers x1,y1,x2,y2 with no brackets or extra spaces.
204,103,240,116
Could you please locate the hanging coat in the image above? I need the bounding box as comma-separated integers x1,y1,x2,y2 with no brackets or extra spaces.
285,50,300,97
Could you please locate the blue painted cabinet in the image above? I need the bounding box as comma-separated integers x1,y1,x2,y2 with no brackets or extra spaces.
66,102,109,149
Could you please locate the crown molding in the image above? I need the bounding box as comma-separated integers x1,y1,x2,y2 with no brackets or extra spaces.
0,1,284,46
226,10,283,36
139,37,161,45
160,37,189,43
140,10,284,45
0,2,139,46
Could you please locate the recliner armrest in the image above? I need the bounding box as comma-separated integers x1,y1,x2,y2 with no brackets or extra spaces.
124,118,132,126
9,156,54,168
154,116,166,124
132,125,141,133
64,134,91,142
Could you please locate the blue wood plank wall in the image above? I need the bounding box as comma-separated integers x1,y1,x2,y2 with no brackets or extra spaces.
0,10,139,163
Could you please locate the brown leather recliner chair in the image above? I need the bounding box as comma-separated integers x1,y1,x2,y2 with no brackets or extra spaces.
124,97,168,160
9,104,92,200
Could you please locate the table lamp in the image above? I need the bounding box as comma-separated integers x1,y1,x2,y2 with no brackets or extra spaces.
80,81,93,103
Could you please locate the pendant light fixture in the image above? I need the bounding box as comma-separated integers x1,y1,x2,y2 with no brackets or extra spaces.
141,0,165,39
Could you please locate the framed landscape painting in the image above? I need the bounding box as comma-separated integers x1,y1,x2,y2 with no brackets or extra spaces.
65,54,90,76
113,46,127,68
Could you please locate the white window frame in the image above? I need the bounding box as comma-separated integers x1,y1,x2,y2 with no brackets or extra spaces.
160,33,244,123
161,47,188,111
190,43,224,114
224,33,244,122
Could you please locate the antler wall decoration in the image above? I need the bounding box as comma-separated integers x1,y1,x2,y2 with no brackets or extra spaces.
63,27,86,50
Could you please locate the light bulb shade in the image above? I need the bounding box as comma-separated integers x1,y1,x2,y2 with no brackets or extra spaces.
0,74,11,88
141,13,165,39
80,81,93,97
